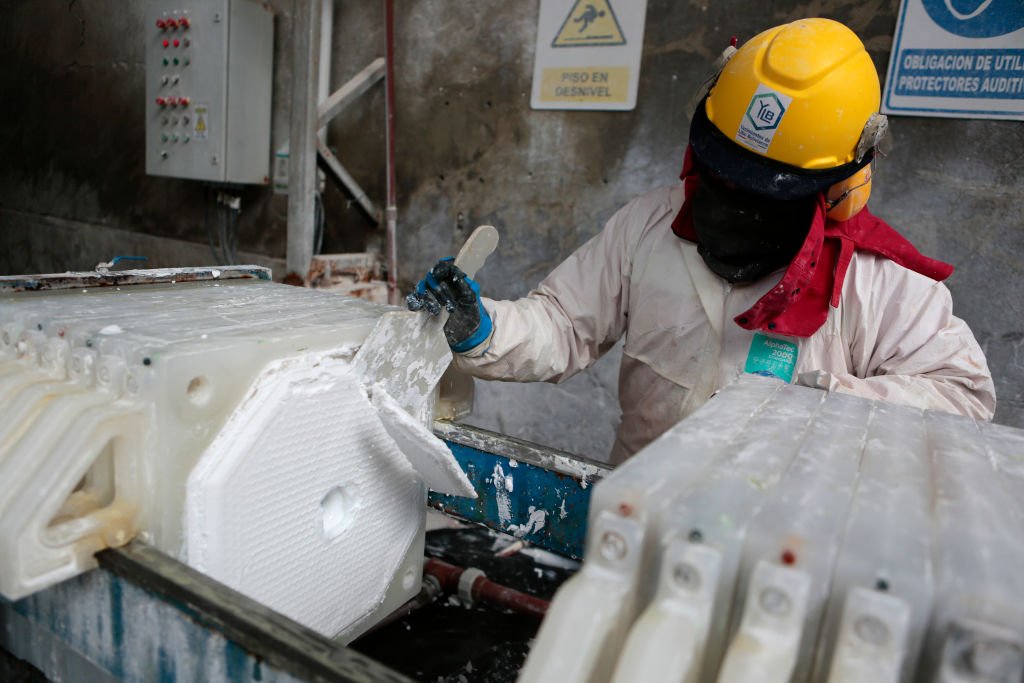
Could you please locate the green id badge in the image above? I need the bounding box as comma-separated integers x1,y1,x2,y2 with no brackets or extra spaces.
744,333,798,383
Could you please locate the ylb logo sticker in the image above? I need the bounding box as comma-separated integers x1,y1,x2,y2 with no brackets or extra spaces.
735,84,793,154
746,92,785,130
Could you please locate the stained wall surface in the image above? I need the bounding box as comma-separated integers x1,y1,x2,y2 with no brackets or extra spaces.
1,1,1021,459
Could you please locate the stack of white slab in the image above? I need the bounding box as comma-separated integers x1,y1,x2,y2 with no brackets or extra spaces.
0,269,473,641
520,374,1024,683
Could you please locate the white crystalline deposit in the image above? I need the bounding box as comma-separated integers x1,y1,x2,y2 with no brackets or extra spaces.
370,382,476,498
186,353,425,638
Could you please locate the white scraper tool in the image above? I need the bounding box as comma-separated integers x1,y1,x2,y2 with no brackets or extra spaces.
352,225,499,497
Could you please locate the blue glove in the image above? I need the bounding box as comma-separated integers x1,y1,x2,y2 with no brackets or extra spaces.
406,258,493,353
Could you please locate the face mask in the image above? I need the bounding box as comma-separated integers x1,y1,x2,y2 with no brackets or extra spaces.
691,169,817,283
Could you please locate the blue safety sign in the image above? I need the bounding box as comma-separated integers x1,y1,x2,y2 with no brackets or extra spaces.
883,0,1024,120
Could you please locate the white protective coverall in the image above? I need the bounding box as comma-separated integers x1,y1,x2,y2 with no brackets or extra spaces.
454,185,996,464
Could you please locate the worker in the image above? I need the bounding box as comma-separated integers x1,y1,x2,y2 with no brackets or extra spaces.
407,18,996,464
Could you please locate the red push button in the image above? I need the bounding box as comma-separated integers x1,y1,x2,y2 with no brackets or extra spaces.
172,38,180,48
178,97,191,107
179,17,191,29
156,18,167,30
162,39,170,48
156,97,168,107
165,17,178,29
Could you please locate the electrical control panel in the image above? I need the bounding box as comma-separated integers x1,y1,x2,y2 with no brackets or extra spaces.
145,0,274,184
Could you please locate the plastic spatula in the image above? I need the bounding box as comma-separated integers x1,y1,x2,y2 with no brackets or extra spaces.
353,225,499,419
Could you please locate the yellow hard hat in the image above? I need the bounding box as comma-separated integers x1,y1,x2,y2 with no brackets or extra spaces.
689,18,888,205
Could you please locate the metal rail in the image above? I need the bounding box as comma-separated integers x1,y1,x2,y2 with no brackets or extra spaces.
1,542,414,683
0,266,271,292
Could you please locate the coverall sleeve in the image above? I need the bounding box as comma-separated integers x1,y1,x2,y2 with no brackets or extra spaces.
453,196,656,383
800,257,996,420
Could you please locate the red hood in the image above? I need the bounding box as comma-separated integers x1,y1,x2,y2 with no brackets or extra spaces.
671,147,953,338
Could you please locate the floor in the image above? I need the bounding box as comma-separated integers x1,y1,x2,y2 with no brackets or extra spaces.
0,646,47,683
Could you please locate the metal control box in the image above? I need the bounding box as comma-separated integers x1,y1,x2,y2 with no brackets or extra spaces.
145,0,273,184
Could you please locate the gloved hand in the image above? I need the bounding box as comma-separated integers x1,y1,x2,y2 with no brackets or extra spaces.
406,257,493,354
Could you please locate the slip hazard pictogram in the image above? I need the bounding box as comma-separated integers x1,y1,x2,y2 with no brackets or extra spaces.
552,0,627,48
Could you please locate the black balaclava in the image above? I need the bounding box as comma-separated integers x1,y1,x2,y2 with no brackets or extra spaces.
690,164,817,284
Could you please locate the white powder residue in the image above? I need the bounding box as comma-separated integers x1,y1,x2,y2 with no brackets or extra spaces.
493,463,512,526
508,459,518,468
521,547,581,571
99,325,123,335
559,498,568,519
512,506,547,538
370,382,475,498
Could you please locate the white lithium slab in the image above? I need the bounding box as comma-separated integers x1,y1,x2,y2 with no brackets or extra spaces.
186,352,425,638
370,383,476,498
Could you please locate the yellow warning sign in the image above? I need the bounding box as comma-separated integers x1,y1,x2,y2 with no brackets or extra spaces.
540,67,630,103
193,104,209,141
552,0,626,48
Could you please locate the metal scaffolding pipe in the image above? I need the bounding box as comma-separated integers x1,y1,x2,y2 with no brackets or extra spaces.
317,58,386,131
317,0,333,145
384,0,399,304
423,558,550,619
286,0,321,283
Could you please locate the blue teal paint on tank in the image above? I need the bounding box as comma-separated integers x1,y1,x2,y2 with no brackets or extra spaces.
430,440,601,559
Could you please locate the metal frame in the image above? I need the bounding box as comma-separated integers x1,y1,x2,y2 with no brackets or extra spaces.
0,266,271,292
1,543,413,683
317,59,386,132
315,58,386,223
288,2,389,282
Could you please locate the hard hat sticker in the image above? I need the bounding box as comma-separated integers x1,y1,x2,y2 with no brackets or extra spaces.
735,84,794,154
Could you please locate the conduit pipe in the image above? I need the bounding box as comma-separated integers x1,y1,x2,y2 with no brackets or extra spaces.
423,558,550,619
384,0,399,304
317,0,333,145
285,0,321,282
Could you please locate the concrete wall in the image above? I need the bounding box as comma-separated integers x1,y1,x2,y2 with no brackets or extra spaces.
1,1,1021,460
